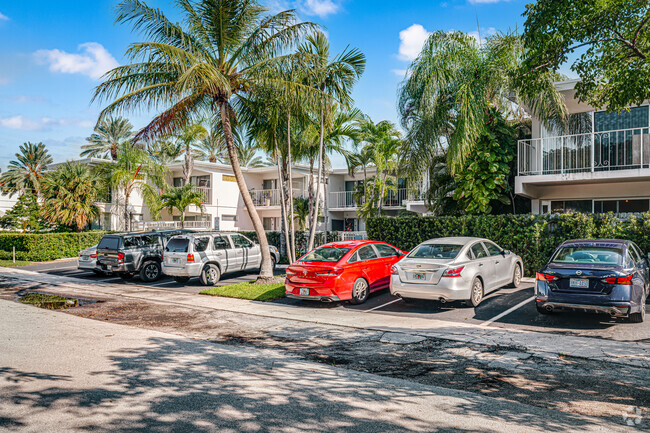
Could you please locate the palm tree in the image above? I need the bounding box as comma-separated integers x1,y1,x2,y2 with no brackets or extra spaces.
0,142,53,197
148,138,183,165
194,127,228,164
41,162,101,231
398,31,566,178
237,137,267,168
172,123,208,185
293,196,309,230
93,0,317,280
81,117,134,160
298,32,365,251
159,184,205,228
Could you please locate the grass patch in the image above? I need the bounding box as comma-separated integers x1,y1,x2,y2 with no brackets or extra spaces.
0,259,33,267
200,280,285,301
20,292,79,309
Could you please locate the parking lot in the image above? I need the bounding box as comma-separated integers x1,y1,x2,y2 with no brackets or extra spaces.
21,259,650,344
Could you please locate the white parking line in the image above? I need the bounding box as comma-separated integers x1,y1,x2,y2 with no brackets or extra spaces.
36,265,80,272
148,280,181,287
365,298,402,312
479,296,535,327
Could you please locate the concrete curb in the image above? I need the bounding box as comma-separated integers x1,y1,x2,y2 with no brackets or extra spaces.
1,266,648,368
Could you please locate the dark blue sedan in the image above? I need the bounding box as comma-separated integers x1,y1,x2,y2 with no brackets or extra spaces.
535,239,648,323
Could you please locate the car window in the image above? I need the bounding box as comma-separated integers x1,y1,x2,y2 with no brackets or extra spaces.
375,244,400,258
165,238,189,253
231,235,253,248
470,243,488,259
408,244,462,259
347,251,360,263
484,242,502,257
193,237,209,252
551,246,623,265
98,236,120,250
141,235,159,247
213,235,230,250
123,236,142,248
357,245,378,261
630,244,643,263
301,247,351,263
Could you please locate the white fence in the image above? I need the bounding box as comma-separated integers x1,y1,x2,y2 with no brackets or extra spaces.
131,220,212,231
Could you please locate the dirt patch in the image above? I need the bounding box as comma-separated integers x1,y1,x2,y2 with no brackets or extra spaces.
251,276,285,284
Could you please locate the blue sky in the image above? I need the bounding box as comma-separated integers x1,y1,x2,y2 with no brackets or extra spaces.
0,0,548,170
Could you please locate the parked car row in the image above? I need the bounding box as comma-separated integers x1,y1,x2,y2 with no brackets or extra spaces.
285,237,648,323
79,230,280,284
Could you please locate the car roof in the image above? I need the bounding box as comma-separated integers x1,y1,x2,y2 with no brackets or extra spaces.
420,237,488,245
318,240,386,249
560,239,630,247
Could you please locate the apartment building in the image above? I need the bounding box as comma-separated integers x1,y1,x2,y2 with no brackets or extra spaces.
517,79,650,215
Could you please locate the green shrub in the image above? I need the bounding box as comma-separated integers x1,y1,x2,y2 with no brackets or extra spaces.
0,231,110,261
367,214,650,276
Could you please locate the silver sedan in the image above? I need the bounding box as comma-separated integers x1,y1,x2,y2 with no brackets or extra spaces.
77,244,106,275
390,237,523,307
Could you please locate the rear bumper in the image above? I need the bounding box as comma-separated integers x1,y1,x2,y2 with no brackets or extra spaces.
161,263,203,277
286,293,341,302
389,275,471,301
78,260,100,271
285,280,345,301
536,300,632,316
97,261,133,273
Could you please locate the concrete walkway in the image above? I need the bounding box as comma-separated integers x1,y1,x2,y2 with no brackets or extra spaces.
0,300,634,432
1,266,649,368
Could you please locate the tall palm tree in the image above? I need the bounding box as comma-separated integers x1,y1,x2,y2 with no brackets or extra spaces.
172,123,208,185
159,184,205,228
148,138,183,165
0,142,53,197
194,126,228,164
237,137,267,168
398,31,566,178
93,0,317,280
81,116,134,160
298,32,365,251
41,162,101,231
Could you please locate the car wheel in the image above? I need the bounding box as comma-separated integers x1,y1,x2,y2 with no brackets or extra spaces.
174,276,190,284
200,264,221,286
469,277,484,307
536,303,553,315
140,261,161,282
630,298,646,323
511,264,522,288
271,255,277,271
349,278,369,305
119,272,135,280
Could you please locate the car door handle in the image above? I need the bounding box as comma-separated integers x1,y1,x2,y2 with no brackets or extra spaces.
478,263,483,267
495,261,500,264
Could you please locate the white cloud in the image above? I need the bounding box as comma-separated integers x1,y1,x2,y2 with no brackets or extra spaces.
0,12,9,21
6,95,49,104
398,24,431,61
264,0,341,18
34,42,119,80
392,69,408,77
0,115,93,131
467,27,497,46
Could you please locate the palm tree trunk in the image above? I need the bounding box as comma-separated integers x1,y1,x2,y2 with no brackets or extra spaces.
180,209,185,229
124,190,131,232
274,133,291,263
111,142,118,161
308,107,325,251
220,102,273,279
184,143,193,185
287,111,296,263
378,171,387,218
307,156,314,234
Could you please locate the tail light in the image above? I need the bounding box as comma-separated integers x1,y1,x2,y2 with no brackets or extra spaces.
390,265,399,275
90,253,97,259
442,266,464,278
316,268,344,277
117,252,125,262
536,272,557,281
286,268,296,276
601,274,633,285
187,253,195,262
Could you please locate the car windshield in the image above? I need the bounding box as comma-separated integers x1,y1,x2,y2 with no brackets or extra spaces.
97,237,119,250
551,246,623,265
408,244,463,259
301,247,351,263
165,238,190,253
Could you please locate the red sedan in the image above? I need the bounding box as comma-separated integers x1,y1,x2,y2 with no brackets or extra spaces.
285,240,407,304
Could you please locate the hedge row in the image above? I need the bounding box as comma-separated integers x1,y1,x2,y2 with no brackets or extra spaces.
242,230,340,257
0,231,110,262
367,214,650,276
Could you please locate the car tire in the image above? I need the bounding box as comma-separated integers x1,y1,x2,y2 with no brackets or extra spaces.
200,264,221,286
271,255,277,271
536,303,552,315
511,264,522,288
174,276,190,284
140,261,161,282
630,299,646,323
119,272,135,280
349,278,369,305
469,277,484,307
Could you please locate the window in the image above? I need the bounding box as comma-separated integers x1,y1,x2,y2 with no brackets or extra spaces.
123,236,142,248
551,246,623,265
595,106,649,132
551,200,592,214
408,244,462,259
484,242,502,256
357,245,378,261
619,199,649,213
347,251,360,263
470,243,488,259
166,238,189,253
301,247,351,263
213,236,230,250
231,235,253,248
141,235,159,247
193,237,209,252
375,244,400,258
98,236,120,250
222,215,237,222
629,244,642,263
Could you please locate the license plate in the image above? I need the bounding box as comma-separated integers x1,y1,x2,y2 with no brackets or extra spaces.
80,256,89,261
412,272,425,280
299,288,310,296
171,258,179,264
570,278,589,288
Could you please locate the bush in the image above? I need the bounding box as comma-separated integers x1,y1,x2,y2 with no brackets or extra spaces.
367,214,650,276
0,231,110,261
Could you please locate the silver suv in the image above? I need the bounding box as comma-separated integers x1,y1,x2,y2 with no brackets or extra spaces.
161,232,279,285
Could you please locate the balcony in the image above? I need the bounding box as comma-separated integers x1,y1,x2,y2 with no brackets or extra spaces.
132,220,212,231
251,189,306,207
329,191,362,208
518,127,650,176
329,188,420,209
193,186,212,205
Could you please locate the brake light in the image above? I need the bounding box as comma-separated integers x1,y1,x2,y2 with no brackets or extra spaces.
601,274,633,285
536,272,557,281
90,253,97,259
442,266,464,278
316,268,344,277
187,253,195,262
286,269,296,276
390,265,399,275
117,252,125,261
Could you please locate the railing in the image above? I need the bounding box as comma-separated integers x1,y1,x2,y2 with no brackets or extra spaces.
518,127,650,176
382,188,408,207
251,189,305,207
131,220,212,231
329,188,413,208
193,186,212,205
340,231,367,241
329,191,362,208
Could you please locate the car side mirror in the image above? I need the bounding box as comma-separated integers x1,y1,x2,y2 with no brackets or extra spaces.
647,252,650,260
502,250,511,256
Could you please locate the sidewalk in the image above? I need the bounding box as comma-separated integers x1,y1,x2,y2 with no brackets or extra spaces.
1,266,649,368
